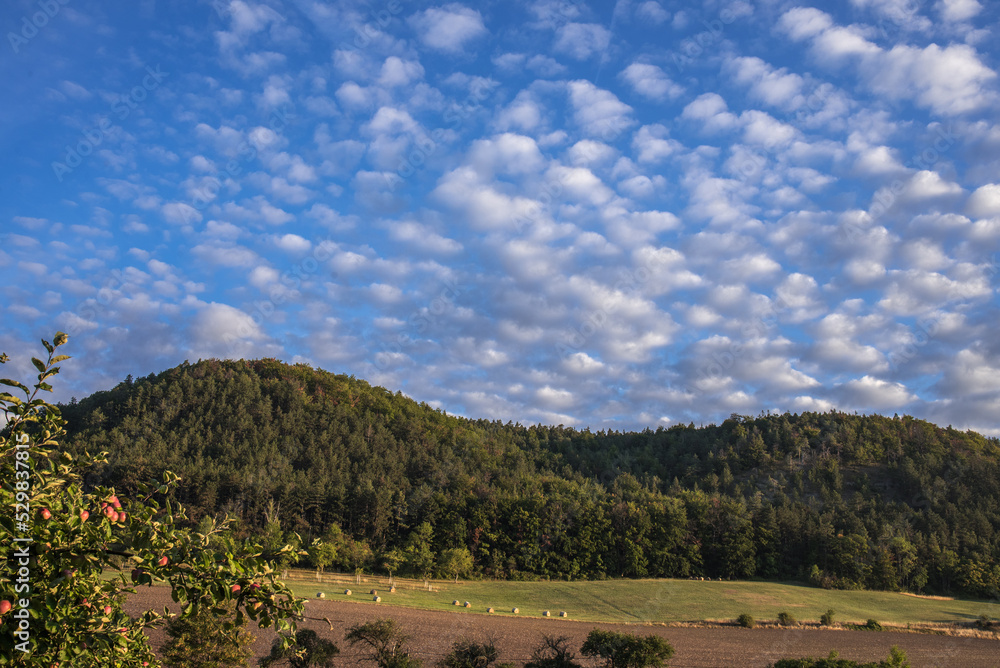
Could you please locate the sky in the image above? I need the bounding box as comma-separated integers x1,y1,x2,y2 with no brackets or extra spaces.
1,0,999,435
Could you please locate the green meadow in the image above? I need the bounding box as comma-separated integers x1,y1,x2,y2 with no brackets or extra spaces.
285,574,1000,627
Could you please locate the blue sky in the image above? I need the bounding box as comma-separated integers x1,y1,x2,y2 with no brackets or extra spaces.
2,0,999,434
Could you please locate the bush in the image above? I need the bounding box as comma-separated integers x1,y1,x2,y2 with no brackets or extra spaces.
777,611,797,626
737,613,755,628
525,635,583,668
863,619,882,631
820,609,835,626
771,646,909,667
345,619,422,668
580,628,675,667
438,638,510,668
976,614,993,630
259,629,340,667
163,602,254,667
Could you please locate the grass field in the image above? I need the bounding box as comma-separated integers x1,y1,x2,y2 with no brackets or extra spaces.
283,572,1000,627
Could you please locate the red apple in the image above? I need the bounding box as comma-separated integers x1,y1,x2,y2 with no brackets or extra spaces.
61,569,75,579
131,568,144,583
109,495,121,509
79,510,89,522
103,605,112,616
230,584,241,594
40,508,51,520
117,512,126,522
157,556,169,567
0,600,11,615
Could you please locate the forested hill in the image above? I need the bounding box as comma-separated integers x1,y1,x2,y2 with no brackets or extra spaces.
59,358,1000,598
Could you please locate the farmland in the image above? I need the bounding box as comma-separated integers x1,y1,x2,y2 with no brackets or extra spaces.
281,570,1000,627
127,581,1000,668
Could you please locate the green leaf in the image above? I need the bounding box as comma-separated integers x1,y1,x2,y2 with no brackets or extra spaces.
41,339,54,354
53,331,68,347
0,378,29,393
51,355,72,363
32,357,47,373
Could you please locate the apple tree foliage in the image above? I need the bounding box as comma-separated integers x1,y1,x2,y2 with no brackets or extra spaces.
0,334,304,666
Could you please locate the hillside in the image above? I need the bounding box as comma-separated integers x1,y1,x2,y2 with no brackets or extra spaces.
60,358,1000,599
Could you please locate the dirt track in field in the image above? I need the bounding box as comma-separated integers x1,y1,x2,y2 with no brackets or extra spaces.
126,587,1000,667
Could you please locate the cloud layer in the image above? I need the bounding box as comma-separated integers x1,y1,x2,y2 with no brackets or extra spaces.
1,1,998,435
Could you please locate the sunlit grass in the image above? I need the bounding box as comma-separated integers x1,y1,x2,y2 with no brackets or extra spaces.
282,572,1000,626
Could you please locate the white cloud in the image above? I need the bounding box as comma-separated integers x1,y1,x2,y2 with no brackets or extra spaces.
936,0,982,22
162,202,201,225
620,63,683,101
839,375,916,409
567,80,633,137
409,4,488,53
553,23,611,60
635,1,669,24
966,184,1000,218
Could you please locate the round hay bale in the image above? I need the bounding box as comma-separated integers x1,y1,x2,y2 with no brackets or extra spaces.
487,607,494,613
512,607,519,614
453,600,460,606
463,601,471,608
370,589,378,595
373,596,381,602
543,610,550,617
559,611,568,618
389,586,397,593
316,592,325,599
344,589,352,596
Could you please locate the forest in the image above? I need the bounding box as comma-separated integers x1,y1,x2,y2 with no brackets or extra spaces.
59,358,1000,599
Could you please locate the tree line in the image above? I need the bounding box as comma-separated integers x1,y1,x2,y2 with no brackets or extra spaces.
60,358,1000,599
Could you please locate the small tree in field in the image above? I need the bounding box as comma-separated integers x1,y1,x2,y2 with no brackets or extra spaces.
345,618,423,667
580,628,675,668
259,629,340,667
162,602,255,667
438,637,514,668
0,335,303,666
525,635,583,668
438,547,474,583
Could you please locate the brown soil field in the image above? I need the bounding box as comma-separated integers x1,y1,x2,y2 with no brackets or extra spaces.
126,587,1000,667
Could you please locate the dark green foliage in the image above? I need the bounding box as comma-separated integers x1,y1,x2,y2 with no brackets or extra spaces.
736,613,755,628
58,359,1000,596
345,619,422,668
777,611,797,626
580,629,675,668
820,609,835,626
438,638,512,668
162,603,255,668
976,614,993,629
524,635,583,668
771,646,909,668
259,629,339,667
845,619,882,631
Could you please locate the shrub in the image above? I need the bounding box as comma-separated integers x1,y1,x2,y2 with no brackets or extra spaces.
580,628,675,668
163,602,254,668
345,619,422,668
259,629,340,667
864,619,882,631
525,635,583,668
737,613,755,628
976,614,993,630
438,638,511,668
820,609,835,626
777,611,797,626
771,646,909,667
